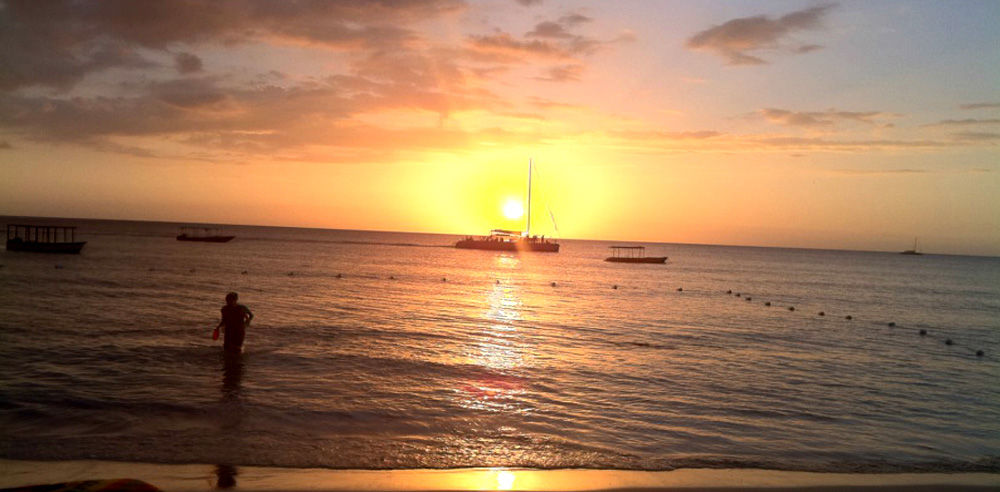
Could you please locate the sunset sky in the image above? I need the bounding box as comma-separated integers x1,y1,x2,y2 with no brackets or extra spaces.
1,0,998,255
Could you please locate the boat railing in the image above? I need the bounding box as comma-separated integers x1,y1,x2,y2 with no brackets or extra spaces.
609,246,646,259
7,224,78,244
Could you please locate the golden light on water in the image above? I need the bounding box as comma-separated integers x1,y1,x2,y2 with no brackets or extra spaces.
496,470,516,490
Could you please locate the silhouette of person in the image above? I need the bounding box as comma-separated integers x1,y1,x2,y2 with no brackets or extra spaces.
215,464,238,489
216,292,253,353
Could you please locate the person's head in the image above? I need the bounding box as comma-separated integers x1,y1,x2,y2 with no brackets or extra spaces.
225,292,238,305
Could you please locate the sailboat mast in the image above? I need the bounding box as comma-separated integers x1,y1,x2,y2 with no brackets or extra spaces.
526,159,532,236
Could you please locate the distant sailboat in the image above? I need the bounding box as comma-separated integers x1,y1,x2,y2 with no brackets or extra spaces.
455,159,560,253
900,237,923,255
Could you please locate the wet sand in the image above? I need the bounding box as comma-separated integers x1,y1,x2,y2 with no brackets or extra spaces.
1,460,997,492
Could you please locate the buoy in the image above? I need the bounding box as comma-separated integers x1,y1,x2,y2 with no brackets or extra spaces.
288,272,295,276
888,322,896,327
919,329,927,336
241,270,248,274
788,306,795,311
677,287,683,292
945,339,953,346
735,293,741,297
148,267,155,272
819,312,825,316
55,264,64,269
764,302,771,306
845,315,853,320
190,268,196,273
496,280,500,285
727,290,732,294
442,277,447,282
389,275,395,280
746,297,752,301
977,349,985,357
336,273,342,278
612,285,618,290
550,281,557,287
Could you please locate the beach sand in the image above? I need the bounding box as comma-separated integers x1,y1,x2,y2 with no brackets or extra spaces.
1,460,997,492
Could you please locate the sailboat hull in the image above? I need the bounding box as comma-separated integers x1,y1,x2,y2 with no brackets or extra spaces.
455,239,559,252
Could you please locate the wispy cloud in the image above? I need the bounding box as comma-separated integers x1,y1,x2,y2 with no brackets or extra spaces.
922,118,1000,128
759,108,895,128
686,4,836,65
960,102,1000,110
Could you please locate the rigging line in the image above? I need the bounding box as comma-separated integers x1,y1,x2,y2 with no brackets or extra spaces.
531,162,561,238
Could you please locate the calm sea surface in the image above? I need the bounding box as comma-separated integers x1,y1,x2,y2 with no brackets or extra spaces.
1,217,998,472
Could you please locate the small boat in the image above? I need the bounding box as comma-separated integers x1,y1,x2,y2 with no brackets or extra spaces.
455,159,560,253
900,237,923,255
176,227,235,243
605,246,666,263
6,224,86,254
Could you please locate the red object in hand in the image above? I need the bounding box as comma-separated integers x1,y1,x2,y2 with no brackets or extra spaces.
212,327,220,340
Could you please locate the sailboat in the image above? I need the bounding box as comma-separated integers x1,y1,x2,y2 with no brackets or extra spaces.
900,237,923,255
455,159,560,253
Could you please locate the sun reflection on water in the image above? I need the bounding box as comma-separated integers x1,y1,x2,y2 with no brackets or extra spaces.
457,254,530,413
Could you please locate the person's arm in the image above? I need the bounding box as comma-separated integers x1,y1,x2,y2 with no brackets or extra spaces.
244,306,254,324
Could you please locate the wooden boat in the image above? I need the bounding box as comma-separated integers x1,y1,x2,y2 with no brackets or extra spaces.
605,246,666,263
176,227,235,243
900,237,923,255
6,224,87,254
455,159,560,253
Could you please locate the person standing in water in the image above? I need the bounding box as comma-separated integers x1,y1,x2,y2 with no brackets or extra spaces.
216,292,253,353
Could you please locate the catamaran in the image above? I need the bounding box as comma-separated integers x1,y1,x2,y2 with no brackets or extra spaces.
455,160,560,253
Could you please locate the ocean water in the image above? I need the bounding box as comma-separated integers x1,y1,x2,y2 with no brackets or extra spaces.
1,217,998,473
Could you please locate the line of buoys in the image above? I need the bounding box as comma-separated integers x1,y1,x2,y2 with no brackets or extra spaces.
726,288,988,359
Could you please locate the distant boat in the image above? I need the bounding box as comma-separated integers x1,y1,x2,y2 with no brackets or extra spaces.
6,224,86,254
455,159,560,253
176,227,235,243
900,237,923,255
605,246,667,264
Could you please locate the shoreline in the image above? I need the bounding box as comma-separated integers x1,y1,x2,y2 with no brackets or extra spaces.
1,460,998,492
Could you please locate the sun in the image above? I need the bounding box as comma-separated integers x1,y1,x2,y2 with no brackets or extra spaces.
502,199,524,220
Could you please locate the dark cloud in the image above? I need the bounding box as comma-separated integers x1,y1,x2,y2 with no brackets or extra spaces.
515,0,543,6
0,0,466,91
174,52,203,74
686,4,835,65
